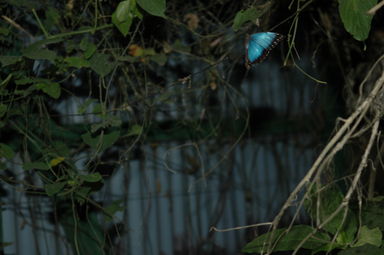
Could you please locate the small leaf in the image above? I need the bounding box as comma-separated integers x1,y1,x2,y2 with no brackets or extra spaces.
91,116,122,133
35,82,61,99
0,56,22,67
112,0,138,36
15,77,36,85
104,200,124,221
306,186,357,238
0,143,14,159
338,244,384,255
78,98,96,114
80,38,97,59
112,12,133,36
115,0,135,21
338,0,377,41
81,130,120,151
23,161,50,171
137,0,166,18
80,173,103,183
45,7,60,28
242,225,330,253
0,104,7,117
22,47,57,62
0,27,10,36
150,53,167,65
64,56,90,68
354,226,382,247
89,53,115,77
232,6,268,31
75,187,92,204
45,181,66,196
127,124,143,136
50,157,65,167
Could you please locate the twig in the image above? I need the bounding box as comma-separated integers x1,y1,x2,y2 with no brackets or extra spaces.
263,57,384,254
367,0,384,15
292,119,379,255
1,15,34,39
32,8,49,37
210,222,272,232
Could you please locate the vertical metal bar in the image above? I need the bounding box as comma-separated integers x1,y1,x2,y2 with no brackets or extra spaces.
123,161,131,254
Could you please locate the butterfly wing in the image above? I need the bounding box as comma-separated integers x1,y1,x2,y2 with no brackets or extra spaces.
246,32,284,66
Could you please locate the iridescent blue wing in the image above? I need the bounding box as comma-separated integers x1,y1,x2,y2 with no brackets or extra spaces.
245,32,284,67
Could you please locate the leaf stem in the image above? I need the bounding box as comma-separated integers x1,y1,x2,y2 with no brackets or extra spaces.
32,8,50,38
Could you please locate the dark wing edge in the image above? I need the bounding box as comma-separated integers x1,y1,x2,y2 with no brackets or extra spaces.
251,33,285,65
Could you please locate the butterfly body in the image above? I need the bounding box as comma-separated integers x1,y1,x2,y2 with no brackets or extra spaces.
245,32,284,68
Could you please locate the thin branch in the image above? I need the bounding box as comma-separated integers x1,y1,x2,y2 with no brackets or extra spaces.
1,15,34,39
292,119,379,255
367,0,384,15
210,222,273,232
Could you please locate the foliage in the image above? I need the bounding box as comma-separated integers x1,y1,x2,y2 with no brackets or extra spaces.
0,0,247,253
1,0,384,253
243,187,384,254
338,0,377,41
238,0,384,254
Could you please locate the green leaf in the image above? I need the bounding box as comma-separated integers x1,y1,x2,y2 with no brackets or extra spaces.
338,0,378,41
0,143,14,159
35,81,61,99
104,200,124,221
64,56,90,68
15,77,36,85
0,27,10,36
45,7,60,29
23,161,50,171
354,226,382,247
91,115,122,133
60,213,105,255
0,56,22,67
115,0,136,21
150,53,167,65
22,47,57,62
232,6,269,31
78,98,96,114
50,157,65,167
80,39,97,59
338,244,384,255
0,104,7,118
112,12,133,37
75,186,92,203
89,53,116,77
80,173,103,183
137,0,166,18
45,181,66,196
127,124,143,136
81,130,120,151
362,201,384,231
93,103,103,114
242,225,330,253
306,186,357,240
112,0,139,36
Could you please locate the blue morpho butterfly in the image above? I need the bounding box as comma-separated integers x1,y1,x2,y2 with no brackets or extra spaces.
245,32,284,69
